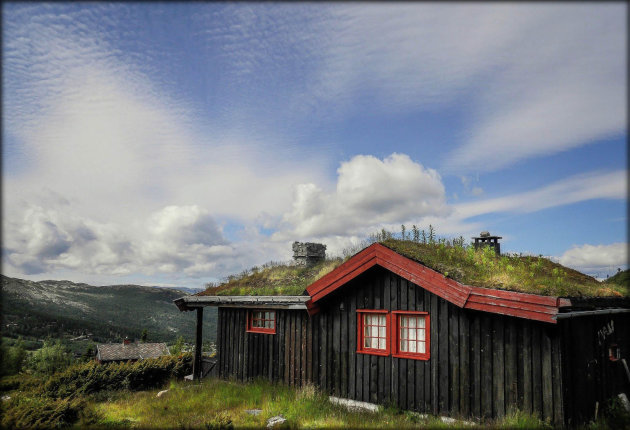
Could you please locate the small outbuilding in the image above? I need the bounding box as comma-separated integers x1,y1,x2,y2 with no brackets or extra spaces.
96,338,170,363
174,239,630,426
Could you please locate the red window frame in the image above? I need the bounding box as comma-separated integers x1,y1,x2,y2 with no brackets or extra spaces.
391,311,430,360
246,309,276,334
356,309,390,356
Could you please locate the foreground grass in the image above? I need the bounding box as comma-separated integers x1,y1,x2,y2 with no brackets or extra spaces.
93,377,551,429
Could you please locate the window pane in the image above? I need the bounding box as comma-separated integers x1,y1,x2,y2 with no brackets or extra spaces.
418,342,425,353
418,317,425,328
418,329,425,341
409,340,417,353
378,339,386,350
379,326,386,338
409,317,416,329
379,315,386,326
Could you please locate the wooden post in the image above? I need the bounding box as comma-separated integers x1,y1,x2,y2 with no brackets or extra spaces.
193,307,203,380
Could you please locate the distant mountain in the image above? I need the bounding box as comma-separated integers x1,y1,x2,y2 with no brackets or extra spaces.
1,275,216,344
153,286,205,295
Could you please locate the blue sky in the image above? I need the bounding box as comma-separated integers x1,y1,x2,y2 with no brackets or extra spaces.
2,3,627,288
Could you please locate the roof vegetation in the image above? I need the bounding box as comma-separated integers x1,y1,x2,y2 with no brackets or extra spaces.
379,239,626,298
198,258,343,297
604,269,629,288
197,226,628,298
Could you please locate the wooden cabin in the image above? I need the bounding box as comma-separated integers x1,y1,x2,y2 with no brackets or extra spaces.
174,241,630,426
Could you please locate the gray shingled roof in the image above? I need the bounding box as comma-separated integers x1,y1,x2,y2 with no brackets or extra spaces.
97,342,169,362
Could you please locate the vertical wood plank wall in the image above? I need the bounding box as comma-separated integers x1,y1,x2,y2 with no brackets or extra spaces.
559,312,630,426
217,266,566,425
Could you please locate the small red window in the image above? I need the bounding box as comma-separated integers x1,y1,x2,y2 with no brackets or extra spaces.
247,310,276,334
392,311,430,360
357,310,390,356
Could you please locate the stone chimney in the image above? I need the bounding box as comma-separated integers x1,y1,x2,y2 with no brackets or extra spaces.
292,242,326,266
123,337,132,345
472,231,502,255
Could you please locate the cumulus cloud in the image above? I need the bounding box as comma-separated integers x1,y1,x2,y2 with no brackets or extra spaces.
2,202,244,278
279,153,449,238
558,243,628,272
3,203,135,275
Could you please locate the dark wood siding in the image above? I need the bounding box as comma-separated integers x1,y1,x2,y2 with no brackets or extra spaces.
559,312,630,426
215,266,597,425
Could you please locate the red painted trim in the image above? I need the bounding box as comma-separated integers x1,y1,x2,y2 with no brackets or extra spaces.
304,242,564,324
246,309,277,334
356,310,391,356
391,311,430,361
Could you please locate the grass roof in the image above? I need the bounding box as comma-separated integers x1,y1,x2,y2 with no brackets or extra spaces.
380,239,627,298
197,239,628,298
603,269,629,288
198,258,343,297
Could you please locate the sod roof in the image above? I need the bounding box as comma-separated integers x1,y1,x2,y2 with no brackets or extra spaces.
197,239,628,298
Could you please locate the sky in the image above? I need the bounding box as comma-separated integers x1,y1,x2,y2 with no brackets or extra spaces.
2,3,627,288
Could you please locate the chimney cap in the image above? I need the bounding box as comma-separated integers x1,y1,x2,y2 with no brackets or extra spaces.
472,232,502,239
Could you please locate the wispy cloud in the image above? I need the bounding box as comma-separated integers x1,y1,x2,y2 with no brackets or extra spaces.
303,4,626,170
453,170,626,219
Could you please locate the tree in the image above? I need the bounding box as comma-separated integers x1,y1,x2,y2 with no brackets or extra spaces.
27,339,73,375
170,335,186,355
141,329,148,342
82,342,96,361
0,337,27,376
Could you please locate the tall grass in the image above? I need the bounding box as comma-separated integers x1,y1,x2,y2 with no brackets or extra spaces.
94,377,551,429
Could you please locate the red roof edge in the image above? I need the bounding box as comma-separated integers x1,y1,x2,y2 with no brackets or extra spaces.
305,243,568,324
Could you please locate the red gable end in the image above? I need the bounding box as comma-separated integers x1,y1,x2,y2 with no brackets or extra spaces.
305,243,570,323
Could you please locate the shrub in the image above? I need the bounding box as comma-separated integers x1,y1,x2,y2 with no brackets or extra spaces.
0,338,27,376
1,395,84,429
39,353,192,399
26,339,74,376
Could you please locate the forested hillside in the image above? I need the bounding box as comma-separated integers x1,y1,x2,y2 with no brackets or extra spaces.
1,275,216,344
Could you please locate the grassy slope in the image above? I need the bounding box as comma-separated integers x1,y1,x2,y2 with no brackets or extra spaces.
94,377,549,429
197,240,627,298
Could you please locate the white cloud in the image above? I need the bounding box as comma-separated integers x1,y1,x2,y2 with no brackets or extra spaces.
309,4,626,171
454,170,626,219
278,153,449,239
558,243,628,272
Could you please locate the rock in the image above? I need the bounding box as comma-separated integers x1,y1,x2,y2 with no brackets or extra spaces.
156,389,169,398
245,409,262,416
266,415,286,428
329,396,380,413
619,393,630,412
1,395,10,402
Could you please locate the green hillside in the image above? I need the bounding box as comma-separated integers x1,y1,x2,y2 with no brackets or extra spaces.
1,275,216,345
604,269,630,287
